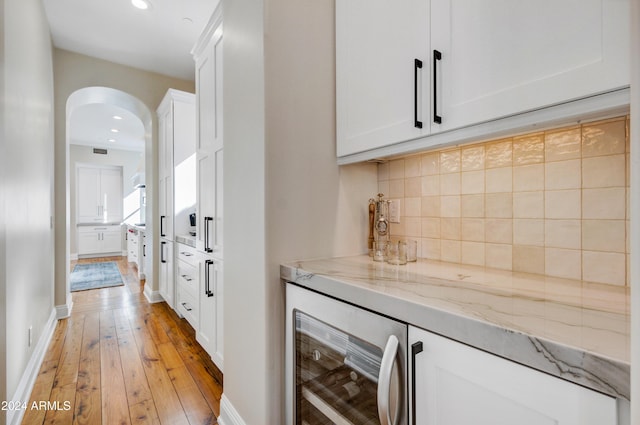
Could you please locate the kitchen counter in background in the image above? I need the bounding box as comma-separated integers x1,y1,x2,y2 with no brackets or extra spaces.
281,255,630,400
175,233,196,248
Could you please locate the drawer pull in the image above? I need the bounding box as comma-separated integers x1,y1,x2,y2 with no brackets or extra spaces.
180,251,193,257
181,274,193,282
181,302,193,312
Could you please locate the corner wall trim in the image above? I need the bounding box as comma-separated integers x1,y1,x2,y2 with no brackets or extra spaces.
55,299,73,319
7,309,57,425
143,283,163,304
218,395,247,425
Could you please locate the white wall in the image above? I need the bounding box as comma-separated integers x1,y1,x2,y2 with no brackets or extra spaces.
0,1,55,423
52,49,194,308
69,145,143,255
223,0,378,422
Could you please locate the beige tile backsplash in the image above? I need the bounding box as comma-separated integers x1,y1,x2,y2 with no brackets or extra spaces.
378,116,630,286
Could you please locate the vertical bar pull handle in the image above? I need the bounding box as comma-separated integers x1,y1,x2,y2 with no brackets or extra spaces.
414,59,423,129
205,259,214,297
411,341,424,425
204,217,213,253
378,335,401,425
433,50,442,124
160,241,166,263
160,215,166,237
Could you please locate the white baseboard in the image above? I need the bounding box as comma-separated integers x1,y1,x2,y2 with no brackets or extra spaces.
143,283,163,303
55,299,73,319
70,253,78,261
218,394,247,425
7,309,57,425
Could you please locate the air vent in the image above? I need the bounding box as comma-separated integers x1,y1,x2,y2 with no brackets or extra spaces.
93,148,108,155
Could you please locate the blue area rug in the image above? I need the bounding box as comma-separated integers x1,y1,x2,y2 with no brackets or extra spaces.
70,261,124,292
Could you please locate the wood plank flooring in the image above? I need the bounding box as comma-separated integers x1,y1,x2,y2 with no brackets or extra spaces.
21,256,223,425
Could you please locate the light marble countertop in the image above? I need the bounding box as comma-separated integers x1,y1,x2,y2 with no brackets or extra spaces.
281,255,630,400
175,234,196,248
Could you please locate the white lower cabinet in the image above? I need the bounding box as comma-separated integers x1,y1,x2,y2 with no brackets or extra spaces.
197,256,223,371
77,225,122,256
176,244,200,328
158,240,174,308
409,325,618,425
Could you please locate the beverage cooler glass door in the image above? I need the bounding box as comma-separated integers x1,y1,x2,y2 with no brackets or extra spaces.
286,283,408,425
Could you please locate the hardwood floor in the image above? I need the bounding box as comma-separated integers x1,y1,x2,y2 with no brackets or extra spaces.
22,256,223,425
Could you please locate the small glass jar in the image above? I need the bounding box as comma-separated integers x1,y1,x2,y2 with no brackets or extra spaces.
386,241,407,265
373,241,388,262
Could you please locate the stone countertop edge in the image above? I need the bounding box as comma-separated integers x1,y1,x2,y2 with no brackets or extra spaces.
175,234,196,248
280,260,630,401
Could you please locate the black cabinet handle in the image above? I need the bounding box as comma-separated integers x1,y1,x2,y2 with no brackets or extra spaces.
433,50,442,124
205,259,214,297
160,215,166,237
414,59,423,129
204,217,213,253
411,341,424,425
181,302,193,312
161,241,166,263
143,244,146,257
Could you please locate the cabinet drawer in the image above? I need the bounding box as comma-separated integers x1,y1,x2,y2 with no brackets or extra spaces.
176,244,198,267
177,261,198,298
177,286,199,329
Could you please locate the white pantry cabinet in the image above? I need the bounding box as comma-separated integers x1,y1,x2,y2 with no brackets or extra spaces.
77,165,123,223
197,257,224,370
336,0,630,157
77,225,122,256
409,326,618,425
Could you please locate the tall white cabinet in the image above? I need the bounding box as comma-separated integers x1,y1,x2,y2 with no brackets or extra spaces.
192,5,224,371
77,165,123,223
157,89,196,309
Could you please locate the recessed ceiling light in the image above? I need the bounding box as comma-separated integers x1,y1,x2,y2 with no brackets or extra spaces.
111,129,119,133
113,115,123,120
132,0,151,10
108,139,116,143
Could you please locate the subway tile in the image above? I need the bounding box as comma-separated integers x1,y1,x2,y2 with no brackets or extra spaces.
421,152,440,176
582,118,626,158
461,170,485,194
485,193,513,218
405,197,421,217
389,159,405,179
421,196,440,217
405,176,422,197
441,240,461,263
461,194,485,218
378,180,389,197
513,219,544,246
513,191,544,219
440,196,461,218
405,156,421,177
405,217,422,238
486,243,513,270
378,162,390,181
513,164,544,192
627,220,631,254
421,175,440,196
513,133,544,165
513,245,545,274
485,219,513,244
582,154,625,188
485,167,512,193
545,127,581,162
389,179,405,198
461,145,485,171
440,173,461,195
582,188,625,219
441,217,461,240
422,238,441,260
461,218,485,242
545,189,581,219
485,140,513,168
545,248,581,280
440,149,461,173
421,218,441,239
582,219,625,253
461,241,485,266
583,251,626,286
545,220,581,250
545,159,581,190
389,221,405,237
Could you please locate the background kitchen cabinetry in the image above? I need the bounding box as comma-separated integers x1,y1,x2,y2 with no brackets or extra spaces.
336,0,630,158
409,326,618,425
77,225,122,256
192,7,224,372
77,165,122,223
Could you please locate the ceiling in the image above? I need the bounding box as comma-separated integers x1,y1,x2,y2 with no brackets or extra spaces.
43,0,219,153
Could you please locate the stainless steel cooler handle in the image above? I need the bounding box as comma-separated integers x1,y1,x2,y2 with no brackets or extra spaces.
378,334,400,425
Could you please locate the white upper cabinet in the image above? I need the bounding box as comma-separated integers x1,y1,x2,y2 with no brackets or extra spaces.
77,165,123,223
336,0,630,158
430,0,630,132
336,0,430,157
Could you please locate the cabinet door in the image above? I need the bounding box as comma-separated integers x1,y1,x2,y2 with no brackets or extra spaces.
336,0,430,157
158,175,173,239
196,151,214,253
195,28,223,153
159,240,175,308
409,326,617,425
100,168,123,222
77,231,100,255
197,257,223,370
101,227,122,254
77,167,101,222
430,0,630,132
